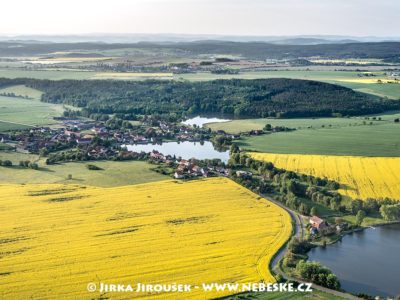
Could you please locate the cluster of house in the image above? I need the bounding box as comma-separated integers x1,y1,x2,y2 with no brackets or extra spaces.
174,160,229,179
148,150,228,179
2,117,221,155
309,216,348,236
9,127,69,153
154,120,217,142
4,126,97,153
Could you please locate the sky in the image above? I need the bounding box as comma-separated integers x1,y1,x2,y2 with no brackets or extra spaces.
1,0,399,36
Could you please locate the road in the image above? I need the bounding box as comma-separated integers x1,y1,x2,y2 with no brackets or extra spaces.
266,193,303,270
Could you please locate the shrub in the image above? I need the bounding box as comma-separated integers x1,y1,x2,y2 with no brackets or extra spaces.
296,260,341,290
86,164,102,170
288,238,312,255
1,160,12,167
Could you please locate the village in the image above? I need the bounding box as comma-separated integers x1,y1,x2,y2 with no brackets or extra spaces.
148,150,229,179
0,117,222,154
0,117,240,179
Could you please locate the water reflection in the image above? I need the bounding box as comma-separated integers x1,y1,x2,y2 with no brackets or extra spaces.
182,116,230,127
124,141,229,162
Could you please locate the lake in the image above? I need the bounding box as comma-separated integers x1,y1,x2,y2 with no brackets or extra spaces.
124,141,230,162
182,116,230,127
308,223,400,297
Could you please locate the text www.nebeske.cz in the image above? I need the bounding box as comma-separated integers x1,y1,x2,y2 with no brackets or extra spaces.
87,282,313,293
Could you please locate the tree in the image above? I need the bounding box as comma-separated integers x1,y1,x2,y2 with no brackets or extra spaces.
380,204,400,221
29,162,39,170
299,203,310,215
1,160,12,167
245,157,253,168
288,238,311,254
287,179,303,196
264,123,272,131
295,260,341,290
310,206,318,216
326,274,341,290
39,148,49,157
230,144,239,153
364,198,380,215
351,199,364,214
355,210,366,226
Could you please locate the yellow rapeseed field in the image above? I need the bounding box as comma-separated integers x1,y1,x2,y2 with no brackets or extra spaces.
336,78,398,84
0,177,291,299
249,153,400,201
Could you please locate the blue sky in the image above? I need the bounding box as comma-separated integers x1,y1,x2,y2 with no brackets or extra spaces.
1,0,399,36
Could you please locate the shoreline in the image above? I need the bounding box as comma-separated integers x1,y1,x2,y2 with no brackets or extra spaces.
312,220,400,247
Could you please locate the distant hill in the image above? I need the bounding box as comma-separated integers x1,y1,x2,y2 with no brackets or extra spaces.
0,34,399,44
0,40,399,61
268,38,361,45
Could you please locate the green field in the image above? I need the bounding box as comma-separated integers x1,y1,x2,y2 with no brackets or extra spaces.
236,122,400,156
339,81,400,99
0,86,64,131
207,116,374,134
0,84,43,99
0,69,96,80
0,120,30,131
0,152,168,187
210,112,400,157
0,69,173,80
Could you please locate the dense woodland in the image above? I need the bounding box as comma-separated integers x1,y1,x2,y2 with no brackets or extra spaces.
1,41,400,61
1,78,398,119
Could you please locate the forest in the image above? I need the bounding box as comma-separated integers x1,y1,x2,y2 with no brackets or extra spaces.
0,77,398,119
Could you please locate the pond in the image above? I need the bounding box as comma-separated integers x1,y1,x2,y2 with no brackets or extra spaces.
182,116,230,127
124,141,230,162
308,223,400,297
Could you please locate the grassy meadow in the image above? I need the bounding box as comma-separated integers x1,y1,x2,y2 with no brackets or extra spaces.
0,120,30,131
0,69,174,80
0,177,292,299
0,84,43,99
0,152,168,187
207,116,375,134
236,123,400,157
215,112,400,157
0,86,64,131
249,153,400,201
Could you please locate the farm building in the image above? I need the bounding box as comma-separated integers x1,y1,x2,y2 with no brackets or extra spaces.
309,216,327,230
